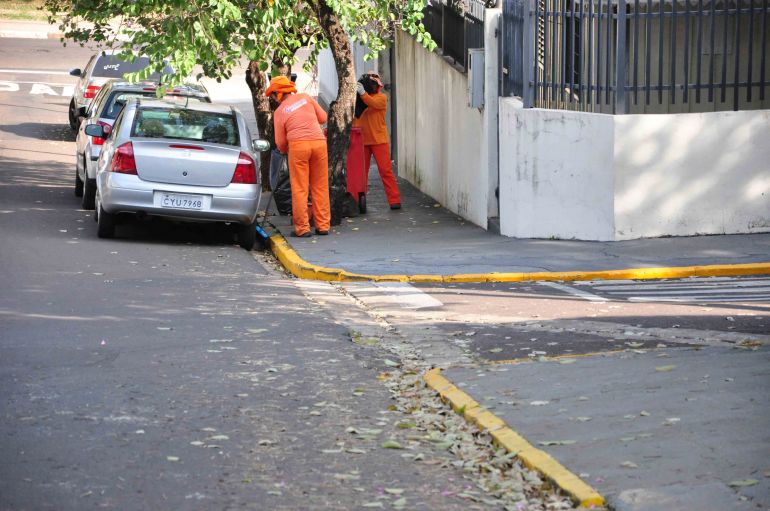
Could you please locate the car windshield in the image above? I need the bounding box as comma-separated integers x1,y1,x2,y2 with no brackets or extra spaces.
132,108,239,145
100,92,207,120
92,56,174,79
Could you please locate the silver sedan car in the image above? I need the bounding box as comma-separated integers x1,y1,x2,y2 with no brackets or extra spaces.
86,99,270,250
75,80,210,210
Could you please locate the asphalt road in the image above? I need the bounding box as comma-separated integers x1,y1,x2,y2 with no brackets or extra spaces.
0,38,520,511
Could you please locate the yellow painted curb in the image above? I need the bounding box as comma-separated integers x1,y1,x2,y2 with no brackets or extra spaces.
424,368,606,509
268,232,770,284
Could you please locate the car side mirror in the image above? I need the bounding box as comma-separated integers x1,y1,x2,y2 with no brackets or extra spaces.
69,68,82,77
252,139,270,152
84,124,106,138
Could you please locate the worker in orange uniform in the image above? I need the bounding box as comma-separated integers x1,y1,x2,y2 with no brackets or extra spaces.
353,72,401,210
266,76,331,237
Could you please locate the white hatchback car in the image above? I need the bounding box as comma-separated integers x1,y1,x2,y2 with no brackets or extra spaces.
68,51,173,132
75,80,210,210
85,99,270,250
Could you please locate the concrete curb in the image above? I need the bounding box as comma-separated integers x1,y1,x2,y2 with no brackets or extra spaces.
267,231,770,283
424,368,606,509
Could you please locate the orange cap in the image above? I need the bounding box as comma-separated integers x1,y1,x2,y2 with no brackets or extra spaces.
264,75,297,97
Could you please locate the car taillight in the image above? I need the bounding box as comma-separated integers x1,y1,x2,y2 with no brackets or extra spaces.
83,85,101,99
91,121,111,146
231,152,256,184
111,142,137,175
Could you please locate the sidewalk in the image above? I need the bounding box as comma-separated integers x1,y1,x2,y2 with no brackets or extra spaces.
263,169,770,282
0,19,63,39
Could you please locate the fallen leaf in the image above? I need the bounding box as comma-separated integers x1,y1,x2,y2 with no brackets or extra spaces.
346,448,367,454
729,479,759,487
167,456,180,462
488,348,503,353
361,503,383,509
625,342,644,348
529,400,550,406
640,410,651,416
393,497,407,508
656,365,677,372
382,440,404,449
620,461,638,469
575,416,592,422
538,440,577,446
190,441,204,446
384,359,400,367
208,435,229,441
559,358,577,364
385,488,405,495
258,439,275,446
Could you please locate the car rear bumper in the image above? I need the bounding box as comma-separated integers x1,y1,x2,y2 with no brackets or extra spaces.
98,173,260,225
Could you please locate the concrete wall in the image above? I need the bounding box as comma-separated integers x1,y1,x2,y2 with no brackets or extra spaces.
499,99,770,240
394,9,500,229
614,110,770,238
499,100,616,240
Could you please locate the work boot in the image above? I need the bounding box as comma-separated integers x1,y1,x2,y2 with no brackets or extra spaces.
290,231,311,238
390,203,401,210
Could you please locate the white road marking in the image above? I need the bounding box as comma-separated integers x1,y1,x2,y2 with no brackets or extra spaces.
569,276,770,304
628,295,770,303
584,278,770,292
0,81,19,92
539,281,607,302
345,282,444,310
30,83,58,95
0,69,72,75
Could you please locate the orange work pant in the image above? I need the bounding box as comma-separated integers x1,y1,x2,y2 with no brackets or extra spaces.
288,139,331,235
364,143,401,206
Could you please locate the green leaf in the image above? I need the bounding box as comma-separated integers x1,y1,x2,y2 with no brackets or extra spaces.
728,479,759,487
382,440,404,449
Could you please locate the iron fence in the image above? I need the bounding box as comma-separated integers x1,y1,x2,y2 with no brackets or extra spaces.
423,0,487,71
502,0,770,113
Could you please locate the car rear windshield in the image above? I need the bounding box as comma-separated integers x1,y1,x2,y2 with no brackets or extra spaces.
100,92,208,120
92,56,173,79
132,108,239,146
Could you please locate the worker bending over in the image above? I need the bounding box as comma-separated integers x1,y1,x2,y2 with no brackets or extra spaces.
353,72,401,210
266,76,331,237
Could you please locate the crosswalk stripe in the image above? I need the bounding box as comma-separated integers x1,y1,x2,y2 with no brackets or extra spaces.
628,295,770,303
584,279,770,292
606,286,770,296
539,281,607,302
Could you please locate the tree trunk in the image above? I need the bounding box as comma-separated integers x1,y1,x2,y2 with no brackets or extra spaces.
245,59,292,191
315,0,356,226
245,61,273,191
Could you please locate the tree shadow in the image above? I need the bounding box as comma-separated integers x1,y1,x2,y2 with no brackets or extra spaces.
0,122,74,142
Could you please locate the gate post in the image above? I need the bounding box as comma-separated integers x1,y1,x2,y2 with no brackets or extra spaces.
523,0,536,107
615,0,628,114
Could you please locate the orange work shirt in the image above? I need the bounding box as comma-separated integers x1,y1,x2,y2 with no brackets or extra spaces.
273,93,327,154
352,91,389,146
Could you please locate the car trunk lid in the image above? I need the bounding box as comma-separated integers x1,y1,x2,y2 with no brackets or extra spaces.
132,141,240,187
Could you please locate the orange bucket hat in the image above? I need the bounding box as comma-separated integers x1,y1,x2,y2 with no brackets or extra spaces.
265,76,297,100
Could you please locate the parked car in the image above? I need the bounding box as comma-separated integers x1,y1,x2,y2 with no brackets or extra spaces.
85,99,270,250
75,80,211,210
68,51,173,132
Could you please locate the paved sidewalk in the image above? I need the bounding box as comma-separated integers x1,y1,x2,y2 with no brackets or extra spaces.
441,347,770,511
262,170,770,280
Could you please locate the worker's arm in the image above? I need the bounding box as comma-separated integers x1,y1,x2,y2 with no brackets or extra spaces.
360,92,387,110
274,112,288,154
312,98,328,125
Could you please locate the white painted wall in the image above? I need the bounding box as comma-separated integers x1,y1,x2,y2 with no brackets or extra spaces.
498,100,770,240
317,43,379,108
499,99,616,240
614,110,770,239
394,9,501,229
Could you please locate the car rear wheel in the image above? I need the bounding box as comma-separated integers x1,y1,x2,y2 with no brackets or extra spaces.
95,193,115,238
81,176,96,210
74,162,83,197
68,99,79,132
237,220,257,251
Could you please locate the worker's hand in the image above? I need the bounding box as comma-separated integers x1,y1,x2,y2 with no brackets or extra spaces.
356,82,365,95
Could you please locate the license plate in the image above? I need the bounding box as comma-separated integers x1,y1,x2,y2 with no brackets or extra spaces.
155,192,207,210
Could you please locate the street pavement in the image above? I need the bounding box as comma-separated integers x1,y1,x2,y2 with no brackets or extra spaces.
3,22,770,511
